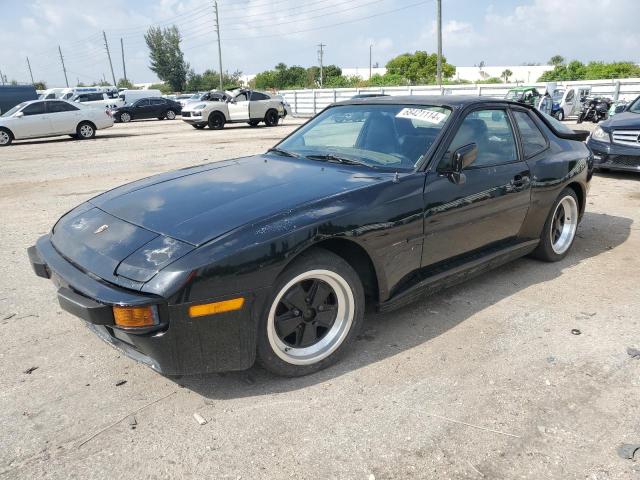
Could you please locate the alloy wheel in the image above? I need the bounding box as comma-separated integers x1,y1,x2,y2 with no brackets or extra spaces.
550,195,578,254
120,113,131,123
0,131,10,145
166,110,176,120
79,124,94,138
267,269,354,365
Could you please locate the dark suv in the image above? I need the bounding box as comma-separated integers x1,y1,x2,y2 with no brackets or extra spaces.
111,97,182,123
587,95,640,173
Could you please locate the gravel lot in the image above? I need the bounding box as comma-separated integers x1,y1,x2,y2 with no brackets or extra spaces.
1,117,639,480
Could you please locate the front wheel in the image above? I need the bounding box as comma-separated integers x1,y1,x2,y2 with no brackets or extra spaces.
119,112,131,123
531,188,579,262
257,249,364,376
264,109,279,127
555,110,564,121
208,112,225,130
0,128,13,146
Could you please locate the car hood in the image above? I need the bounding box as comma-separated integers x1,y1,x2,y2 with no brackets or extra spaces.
602,111,640,129
88,155,385,246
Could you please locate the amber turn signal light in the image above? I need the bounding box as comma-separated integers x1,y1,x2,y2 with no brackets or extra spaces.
113,305,157,328
188,297,245,318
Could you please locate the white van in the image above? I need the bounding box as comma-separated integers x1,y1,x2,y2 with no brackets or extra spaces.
119,89,163,104
552,85,592,120
72,91,124,109
58,86,118,101
39,88,66,100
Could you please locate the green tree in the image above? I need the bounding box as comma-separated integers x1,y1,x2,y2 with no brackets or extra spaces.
144,25,189,91
117,78,135,89
548,55,565,67
501,69,513,82
33,81,46,90
385,51,455,84
185,69,242,92
149,83,172,95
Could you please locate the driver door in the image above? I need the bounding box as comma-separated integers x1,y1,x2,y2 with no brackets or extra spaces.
421,108,531,267
228,92,250,121
11,101,52,138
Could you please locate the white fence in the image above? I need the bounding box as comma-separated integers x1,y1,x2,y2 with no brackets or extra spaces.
279,78,640,117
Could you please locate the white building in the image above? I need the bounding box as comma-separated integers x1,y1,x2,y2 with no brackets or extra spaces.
454,65,554,83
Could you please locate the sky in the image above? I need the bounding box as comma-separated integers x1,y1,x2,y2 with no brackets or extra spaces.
0,0,638,87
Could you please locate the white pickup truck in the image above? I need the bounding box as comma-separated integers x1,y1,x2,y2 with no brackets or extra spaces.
181,88,286,129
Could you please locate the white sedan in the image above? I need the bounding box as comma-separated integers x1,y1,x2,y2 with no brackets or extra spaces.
0,99,114,146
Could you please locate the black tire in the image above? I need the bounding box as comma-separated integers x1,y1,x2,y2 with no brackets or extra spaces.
0,128,13,146
264,109,279,127
256,248,365,377
248,120,260,127
531,187,580,262
165,109,177,120
208,112,225,130
554,110,564,121
192,124,206,129
76,122,96,140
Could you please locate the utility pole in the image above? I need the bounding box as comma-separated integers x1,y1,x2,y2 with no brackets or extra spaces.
26,57,35,85
214,1,223,90
120,38,127,84
58,45,69,87
317,43,326,87
0,69,5,86
103,31,117,87
369,44,372,80
436,0,442,86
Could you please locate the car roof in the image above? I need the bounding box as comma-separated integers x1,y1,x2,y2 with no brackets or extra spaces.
335,95,523,108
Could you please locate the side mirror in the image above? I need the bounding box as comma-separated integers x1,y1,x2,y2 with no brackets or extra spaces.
449,143,477,184
15,111,24,118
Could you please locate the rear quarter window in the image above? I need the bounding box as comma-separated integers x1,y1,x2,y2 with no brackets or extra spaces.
513,110,548,157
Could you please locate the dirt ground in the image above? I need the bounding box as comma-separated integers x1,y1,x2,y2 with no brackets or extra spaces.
0,117,639,480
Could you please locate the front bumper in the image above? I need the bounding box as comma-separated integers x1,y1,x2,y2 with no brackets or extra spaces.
587,138,640,173
28,236,266,375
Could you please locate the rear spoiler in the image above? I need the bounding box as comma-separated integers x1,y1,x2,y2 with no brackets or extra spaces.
529,106,590,141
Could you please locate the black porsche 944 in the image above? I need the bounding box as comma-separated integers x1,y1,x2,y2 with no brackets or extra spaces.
29,96,593,377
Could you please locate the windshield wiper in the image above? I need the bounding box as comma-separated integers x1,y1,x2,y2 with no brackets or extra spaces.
267,147,302,158
305,154,372,167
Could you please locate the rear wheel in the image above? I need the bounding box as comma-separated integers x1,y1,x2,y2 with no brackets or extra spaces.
531,188,579,262
554,110,564,121
119,112,131,123
264,109,279,127
208,112,225,130
76,122,95,140
257,249,364,377
192,124,206,129
0,128,13,146
165,109,177,120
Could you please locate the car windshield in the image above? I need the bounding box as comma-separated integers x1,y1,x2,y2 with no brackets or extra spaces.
505,91,523,100
628,97,640,114
1,102,28,117
276,104,452,170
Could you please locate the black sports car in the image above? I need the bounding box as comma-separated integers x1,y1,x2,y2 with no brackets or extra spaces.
587,95,640,173
111,97,182,123
28,96,593,377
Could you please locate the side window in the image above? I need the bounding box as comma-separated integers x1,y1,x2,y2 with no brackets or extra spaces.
48,101,78,113
565,90,575,102
250,92,269,101
513,111,547,157
89,93,104,101
235,92,248,102
22,102,46,116
151,99,165,105
440,109,518,169
135,99,150,107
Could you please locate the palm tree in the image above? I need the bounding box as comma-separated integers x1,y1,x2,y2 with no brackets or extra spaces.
501,69,513,83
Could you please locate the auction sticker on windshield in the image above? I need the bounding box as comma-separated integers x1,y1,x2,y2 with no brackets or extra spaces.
396,108,448,124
